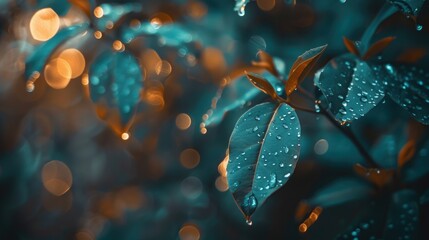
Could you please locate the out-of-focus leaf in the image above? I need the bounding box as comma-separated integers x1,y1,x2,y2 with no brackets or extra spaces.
354,164,395,187
68,0,91,16
383,189,421,239
343,37,360,56
316,54,385,122
203,71,282,127
246,72,282,102
374,64,429,124
398,140,417,169
403,139,429,182
25,24,88,79
227,102,301,221
37,0,71,16
285,44,327,96
94,3,142,31
252,51,280,78
362,36,395,60
304,178,373,208
388,0,427,17
121,22,192,46
397,48,426,63
420,188,429,205
89,50,143,127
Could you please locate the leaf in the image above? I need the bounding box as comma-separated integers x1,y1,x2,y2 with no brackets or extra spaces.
25,24,88,79
203,71,282,127
37,0,71,16
315,54,385,122
303,178,373,208
285,44,327,96
383,189,421,239
362,36,395,60
354,163,395,187
121,22,192,45
396,48,426,63
68,0,91,16
246,72,282,101
227,102,301,220
389,0,427,17
374,64,429,124
397,140,417,169
89,50,143,126
343,37,360,56
252,51,281,78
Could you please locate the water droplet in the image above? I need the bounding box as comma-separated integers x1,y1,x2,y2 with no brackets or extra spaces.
269,173,277,188
416,24,423,31
241,193,258,217
246,218,253,226
276,135,282,140
253,126,259,132
255,116,261,121
26,82,35,92
360,96,368,103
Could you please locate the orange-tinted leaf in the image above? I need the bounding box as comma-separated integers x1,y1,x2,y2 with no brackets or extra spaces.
252,50,280,77
68,0,91,17
362,36,396,60
354,163,395,188
397,48,426,63
397,140,417,169
343,37,360,56
285,44,327,96
246,72,281,101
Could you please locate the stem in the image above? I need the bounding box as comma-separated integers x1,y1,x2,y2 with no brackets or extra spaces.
296,87,380,168
360,3,398,52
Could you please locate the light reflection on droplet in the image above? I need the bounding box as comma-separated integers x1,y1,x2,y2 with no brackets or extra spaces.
30,8,60,41
179,223,200,240
42,160,73,196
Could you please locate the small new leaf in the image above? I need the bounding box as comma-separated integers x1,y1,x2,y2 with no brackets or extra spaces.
246,72,282,102
362,36,395,60
343,37,361,56
285,44,327,96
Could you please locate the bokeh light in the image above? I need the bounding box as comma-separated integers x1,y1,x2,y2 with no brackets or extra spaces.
180,148,200,169
176,113,192,130
30,8,60,41
58,48,86,79
44,58,72,89
41,160,73,196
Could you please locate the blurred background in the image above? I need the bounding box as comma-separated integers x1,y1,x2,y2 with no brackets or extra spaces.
0,0,429,239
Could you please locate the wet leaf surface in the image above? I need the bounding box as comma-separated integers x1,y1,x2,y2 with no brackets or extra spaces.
227,102,301,220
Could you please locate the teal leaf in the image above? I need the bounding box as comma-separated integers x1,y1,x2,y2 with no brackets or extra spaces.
37,0,71,16
227,102,301,220
388,0,427,17
203,71,282,127
121,23,192,46
315,54,385,122
374,64,429,124
305,178,373,208
383,189,421,239
420,188,429,205
25,23,88,79
89,50,143,125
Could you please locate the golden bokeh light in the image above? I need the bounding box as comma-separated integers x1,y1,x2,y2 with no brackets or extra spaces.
44,58,72,89
30,8,60,41
121,132,130,140
42,160,73,196
155,60,172,77
176,113,192,130
180,148,200,169
257,0,276,11
215,176,228,192
201,47,226,74
81,73,89,85
179,224,200,240
112,40,124,51
217,154,229,177
93,6,104,18
58,48,86,78
94,31,103,39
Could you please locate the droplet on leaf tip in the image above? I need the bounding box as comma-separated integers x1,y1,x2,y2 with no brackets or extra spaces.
121,132,130,140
